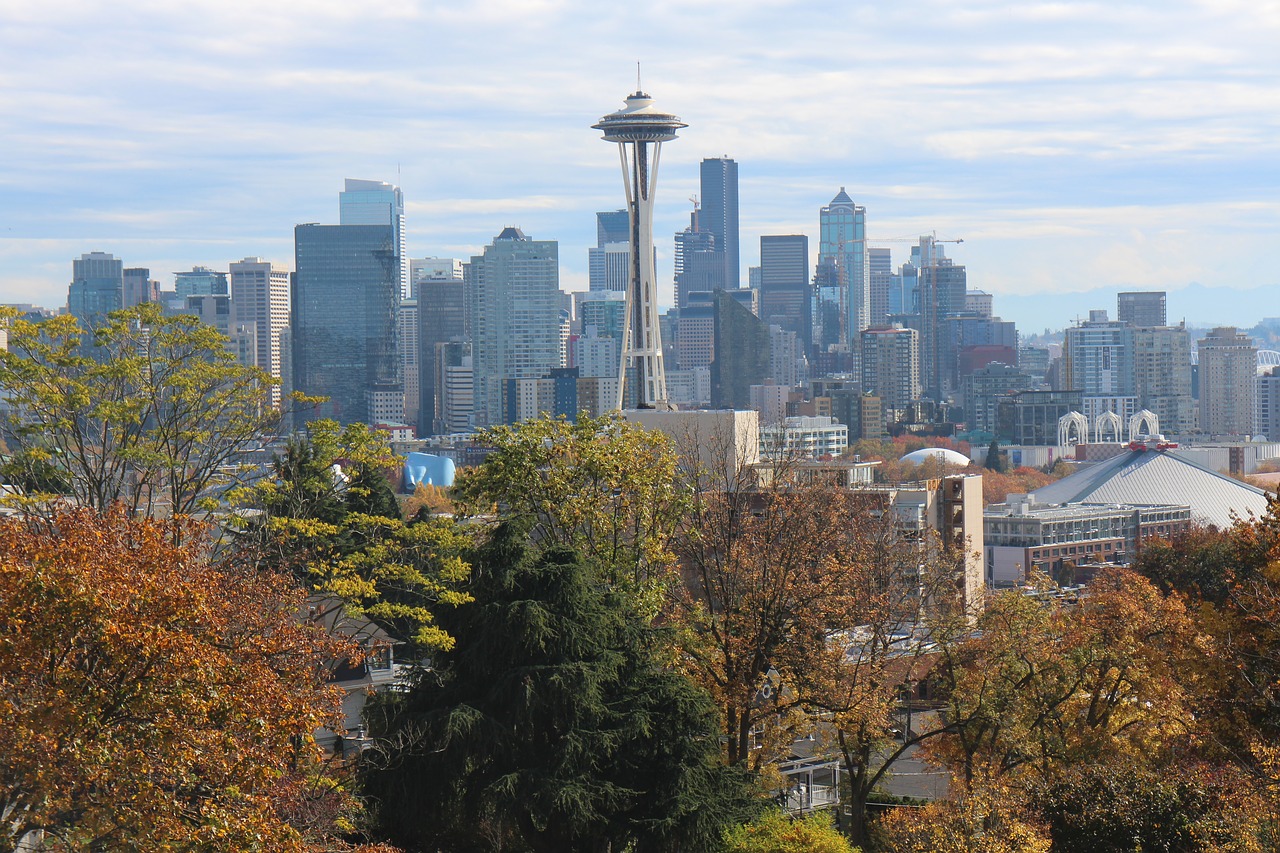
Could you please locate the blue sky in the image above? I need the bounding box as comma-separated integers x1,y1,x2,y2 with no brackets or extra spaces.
2,0,1277,332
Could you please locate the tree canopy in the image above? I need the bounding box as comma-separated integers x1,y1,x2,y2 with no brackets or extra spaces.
0,507,354,852
236,420,471,657
452,413,684,607
0,303,280,516
362,528,760,852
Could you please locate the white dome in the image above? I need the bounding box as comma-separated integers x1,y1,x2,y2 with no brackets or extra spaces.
900,447,971,467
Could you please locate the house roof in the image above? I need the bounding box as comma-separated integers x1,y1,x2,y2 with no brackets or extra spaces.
306,596,396,647
1029,449,1270,529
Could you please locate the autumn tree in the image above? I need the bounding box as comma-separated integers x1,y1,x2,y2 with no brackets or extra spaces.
931,569,1201,786
0,507,355,852
723,809,855,853
362,528,761,853
877,568,1245,851
675,482,868,770
453,413,685,606
980,466,1060,505
798,521,972,846
1031,760,1267,853
871,778,1050,853
0,303,280,516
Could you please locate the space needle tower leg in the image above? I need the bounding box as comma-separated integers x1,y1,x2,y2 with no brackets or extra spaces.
594,88,686,410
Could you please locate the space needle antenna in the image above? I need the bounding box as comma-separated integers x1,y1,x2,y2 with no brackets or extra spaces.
593,81,687,410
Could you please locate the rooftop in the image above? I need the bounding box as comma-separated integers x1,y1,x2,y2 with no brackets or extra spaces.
1029,448,1269,529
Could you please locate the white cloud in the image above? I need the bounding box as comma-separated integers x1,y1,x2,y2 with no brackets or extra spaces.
0,0,1276,325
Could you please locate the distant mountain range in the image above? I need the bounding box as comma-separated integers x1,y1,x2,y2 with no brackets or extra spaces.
996,282,1280,338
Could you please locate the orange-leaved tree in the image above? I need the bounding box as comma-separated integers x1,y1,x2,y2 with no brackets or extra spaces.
0,507,357,852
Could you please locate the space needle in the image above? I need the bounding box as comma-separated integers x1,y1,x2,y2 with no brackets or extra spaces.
593,81,687,410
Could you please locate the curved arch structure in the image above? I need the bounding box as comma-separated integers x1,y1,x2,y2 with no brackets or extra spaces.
1059,411,1088,449
1094,410,1123,444
1129,409,1160,441
1259,350,1280,375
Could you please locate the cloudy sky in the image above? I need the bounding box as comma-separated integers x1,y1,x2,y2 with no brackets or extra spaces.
2,0,1277,332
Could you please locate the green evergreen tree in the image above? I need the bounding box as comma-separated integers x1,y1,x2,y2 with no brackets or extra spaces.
985,438,1008,473
362,525,761,852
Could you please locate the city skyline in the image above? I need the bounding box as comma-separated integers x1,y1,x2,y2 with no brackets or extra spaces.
2,1,1277,333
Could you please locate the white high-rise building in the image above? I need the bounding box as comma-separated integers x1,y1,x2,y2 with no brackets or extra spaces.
1257,367,1280,441
861,325,920,412
466,228,560,427
400,297,420,432
229,257,291,408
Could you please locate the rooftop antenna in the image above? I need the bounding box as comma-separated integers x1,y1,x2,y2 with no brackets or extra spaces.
637,61,642,92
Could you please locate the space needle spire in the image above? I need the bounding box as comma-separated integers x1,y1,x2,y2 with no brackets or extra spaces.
593,83,687,410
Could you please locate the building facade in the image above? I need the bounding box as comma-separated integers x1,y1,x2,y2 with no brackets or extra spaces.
818,188,869,350
1117,291,1167,328
340,179,407,298
700,157,740,290
293,223,401,427
861,326,920,412
984,496,1190,586
673,204,720,308
68,251,123,328
711,290,771,409
1199,326,1257,436
467,228,560,427
1132,324,1194,436
759,234,812,353
415,262,466,436
229,257,291,408
1259,367,1280,440
759,415,849,461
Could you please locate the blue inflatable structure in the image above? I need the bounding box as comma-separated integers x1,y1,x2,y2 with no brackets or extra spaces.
404,452,456,490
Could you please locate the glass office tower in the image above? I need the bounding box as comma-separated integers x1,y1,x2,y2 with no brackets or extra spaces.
293,223,402,426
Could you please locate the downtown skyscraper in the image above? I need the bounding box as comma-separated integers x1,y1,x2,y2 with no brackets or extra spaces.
699,157,739,290
339,179,407,299
229,257,291,407
466,227,560,427
817,188,869,351
292,223,401,427
759,234,812,354
68,251,123,329
1199,327,1257,437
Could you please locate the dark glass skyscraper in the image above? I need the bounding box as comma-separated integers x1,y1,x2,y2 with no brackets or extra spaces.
759,234,812,353
340,179,407,298
1117,291,1167,328
292,224,401,427
417,271,467,436
699,157,739,290
711,290,770,409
